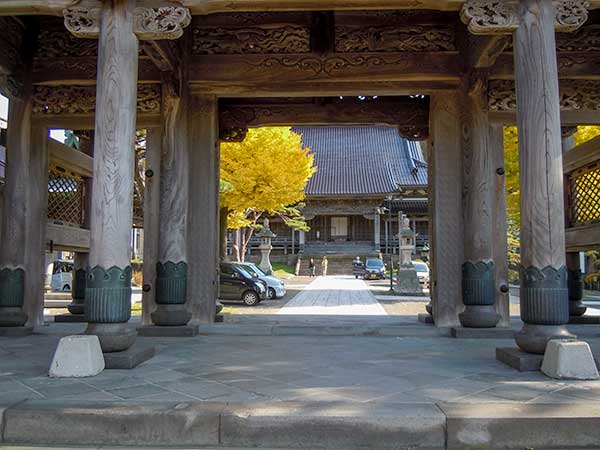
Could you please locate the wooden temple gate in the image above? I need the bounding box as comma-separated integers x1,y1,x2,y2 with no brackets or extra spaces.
0,0,599,357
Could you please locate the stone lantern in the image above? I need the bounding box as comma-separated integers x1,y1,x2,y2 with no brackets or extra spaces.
396,213,423,294
257,218,276,275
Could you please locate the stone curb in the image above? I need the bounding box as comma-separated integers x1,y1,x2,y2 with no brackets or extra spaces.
2,400,600,449
197,324,442,337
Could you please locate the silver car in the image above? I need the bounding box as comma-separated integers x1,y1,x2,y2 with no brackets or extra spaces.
233,262,287,299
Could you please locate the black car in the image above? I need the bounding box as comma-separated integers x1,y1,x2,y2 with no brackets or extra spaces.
219,262,267,306
363,258,386,280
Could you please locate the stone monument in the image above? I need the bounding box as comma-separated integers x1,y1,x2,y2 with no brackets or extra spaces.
257,218,275,275
395,213,423,295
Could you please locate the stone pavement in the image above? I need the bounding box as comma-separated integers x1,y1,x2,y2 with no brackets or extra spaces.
278,276,387,316
3,321,600,448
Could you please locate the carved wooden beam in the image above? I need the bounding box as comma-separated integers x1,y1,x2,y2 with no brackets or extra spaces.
0,17,25,98
63,5,191,40
488,79,600,124
465,34,511,68
218,97,429,141
490,52,600,80
189,52,460,95
461,0,589,34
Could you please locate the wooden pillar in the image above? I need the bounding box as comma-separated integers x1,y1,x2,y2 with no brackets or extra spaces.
513,0,573,353
429,91,464,328
85,0,139,352
68,131,94,317
561,129,586,318
0,65,33,330
141,127,162,325
187,94,218,324
153,91,191,326
490,124,511,326
459,76,500,328
23,126,49,327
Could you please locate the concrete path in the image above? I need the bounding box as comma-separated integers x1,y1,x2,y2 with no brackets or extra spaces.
278,276,387,316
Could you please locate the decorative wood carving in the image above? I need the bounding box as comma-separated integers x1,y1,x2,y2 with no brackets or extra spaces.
461,0,589,35
63,6,191,40
489,79,600,112
32,84,161,116
556,24,600,51
191,25,310,54
334,25,456,52
219,97,429,142
36,29,98,57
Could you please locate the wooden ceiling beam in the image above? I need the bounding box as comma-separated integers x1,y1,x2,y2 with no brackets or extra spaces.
490,52,600,80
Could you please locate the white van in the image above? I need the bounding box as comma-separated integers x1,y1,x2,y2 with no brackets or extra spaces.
50,259,74,292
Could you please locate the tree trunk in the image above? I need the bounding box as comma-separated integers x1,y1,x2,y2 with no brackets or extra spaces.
219,207,228,261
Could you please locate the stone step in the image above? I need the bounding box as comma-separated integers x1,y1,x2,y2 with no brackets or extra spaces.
3,400,600,449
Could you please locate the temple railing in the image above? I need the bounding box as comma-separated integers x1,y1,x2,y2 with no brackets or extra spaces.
564,135,600,252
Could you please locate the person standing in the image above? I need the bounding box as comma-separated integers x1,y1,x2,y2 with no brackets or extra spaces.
322,256,328,276
308,258,316,277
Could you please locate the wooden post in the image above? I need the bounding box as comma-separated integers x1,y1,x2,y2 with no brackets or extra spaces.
23,126,49,327
85,0,139,352
69,131,94,318
490,124,511,327
187,94,218,324
459,76,500,328
141,127,162,326
0,63,33,330
152,91,191,326
513,0,573,354
373,212,381,250
429,91,464,328
561,129,586,318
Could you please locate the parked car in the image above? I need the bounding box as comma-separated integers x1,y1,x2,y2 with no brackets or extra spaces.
50,259,74,292
233,262,286,299
219,262,267,306
412,260,430,288
352,257,365,279
363,258,386,280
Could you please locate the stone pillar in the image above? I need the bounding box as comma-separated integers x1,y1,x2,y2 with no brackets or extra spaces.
153,91,191,327
68,131,94,318
490,124,511,327
429,91,464,328
459,75,499,328
187,94,218,324
513,0,574,353
561,129,586,318
374,211,381,250
85,0,139,352
0,61,33,330
141,127,162,325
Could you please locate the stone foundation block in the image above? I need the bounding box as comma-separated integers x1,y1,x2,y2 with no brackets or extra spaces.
569,315,600,324
417,313,434,325
0,326,33,337
103,344,156,369
496,347,544,371
137,325,198,337
451,327,514,339
49,335,104,378
541,339,600,380
54,314,87,323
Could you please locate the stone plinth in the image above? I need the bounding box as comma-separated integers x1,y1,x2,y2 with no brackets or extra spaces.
451,327,514,339
103,344,156,370
54,314,87,323
418,313,434,325
496,347,544,372
137,325,198,337
395,267,422,295
541,340,599,380
0,326,33,337
49,335,104,378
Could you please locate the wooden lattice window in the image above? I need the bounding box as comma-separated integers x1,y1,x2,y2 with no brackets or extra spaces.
47,165,85,227
568,161,600,226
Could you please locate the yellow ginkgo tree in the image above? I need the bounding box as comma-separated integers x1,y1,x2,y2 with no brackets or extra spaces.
220,127,316,261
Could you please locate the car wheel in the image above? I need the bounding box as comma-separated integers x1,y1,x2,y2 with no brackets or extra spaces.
242,290,259,306
62,284,71,292
268,287,277,299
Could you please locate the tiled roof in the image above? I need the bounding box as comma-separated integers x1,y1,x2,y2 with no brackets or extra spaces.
293,126,428,196
389,199,428,215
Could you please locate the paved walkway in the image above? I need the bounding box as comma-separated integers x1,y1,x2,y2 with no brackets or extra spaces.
278,276,388,316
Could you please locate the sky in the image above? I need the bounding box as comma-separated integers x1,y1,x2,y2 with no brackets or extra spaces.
0,93,65,142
